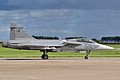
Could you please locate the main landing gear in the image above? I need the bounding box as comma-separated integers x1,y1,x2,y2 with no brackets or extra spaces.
41,50,48,60
85,50,91,59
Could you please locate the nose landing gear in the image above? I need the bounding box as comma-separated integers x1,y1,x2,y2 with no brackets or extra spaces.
85,50,91,59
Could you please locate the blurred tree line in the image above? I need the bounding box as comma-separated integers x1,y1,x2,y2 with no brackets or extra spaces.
32,35,59,40
101,36,120,43
65,37,86,39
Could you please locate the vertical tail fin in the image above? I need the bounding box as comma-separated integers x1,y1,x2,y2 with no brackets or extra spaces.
10,22,35,40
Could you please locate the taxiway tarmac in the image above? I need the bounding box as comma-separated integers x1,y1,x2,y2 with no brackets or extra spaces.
0,58,120,80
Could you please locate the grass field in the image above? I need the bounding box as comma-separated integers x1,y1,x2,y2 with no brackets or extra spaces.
0,43,120,58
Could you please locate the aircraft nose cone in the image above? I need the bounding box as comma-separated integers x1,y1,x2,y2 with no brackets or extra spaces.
99,44,114,50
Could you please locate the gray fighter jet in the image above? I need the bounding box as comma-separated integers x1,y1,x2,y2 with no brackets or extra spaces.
2,23,114,59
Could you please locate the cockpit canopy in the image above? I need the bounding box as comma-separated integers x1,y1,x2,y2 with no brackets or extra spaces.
67,38,95,43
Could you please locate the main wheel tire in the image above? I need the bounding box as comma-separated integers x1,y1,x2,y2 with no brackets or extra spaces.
41,54,48,60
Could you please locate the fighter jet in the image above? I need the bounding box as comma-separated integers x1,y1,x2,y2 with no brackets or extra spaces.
2,23,114,59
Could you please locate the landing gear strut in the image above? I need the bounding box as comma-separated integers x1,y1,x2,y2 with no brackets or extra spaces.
41,50,48,60
85,50,91,59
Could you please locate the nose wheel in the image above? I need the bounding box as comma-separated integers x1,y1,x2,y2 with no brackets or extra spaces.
85,50,91,59
85,56,88,59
